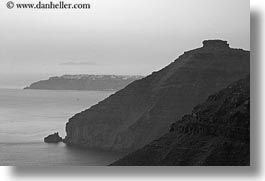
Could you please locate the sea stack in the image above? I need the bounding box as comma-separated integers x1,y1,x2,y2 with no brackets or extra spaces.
44,132,63,143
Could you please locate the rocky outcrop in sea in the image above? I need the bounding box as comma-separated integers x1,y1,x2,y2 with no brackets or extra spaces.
44,132,63,143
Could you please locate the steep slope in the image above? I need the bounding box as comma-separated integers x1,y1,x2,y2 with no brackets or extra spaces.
64,40,250,152
111,76,250,166
24,75,143,91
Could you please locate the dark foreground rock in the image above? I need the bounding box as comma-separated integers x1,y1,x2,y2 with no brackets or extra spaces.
64,40,250,153
44,132,63,143
111,76,250,166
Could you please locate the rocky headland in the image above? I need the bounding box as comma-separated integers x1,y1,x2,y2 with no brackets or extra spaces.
63,40,250,153
111,75,250,166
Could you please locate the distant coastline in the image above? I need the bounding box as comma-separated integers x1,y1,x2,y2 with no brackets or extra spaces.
24,74,144,91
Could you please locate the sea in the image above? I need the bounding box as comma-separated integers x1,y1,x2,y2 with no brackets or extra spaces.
0,88,123,166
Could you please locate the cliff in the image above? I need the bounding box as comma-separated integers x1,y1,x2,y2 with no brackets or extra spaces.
24,75,143,91
111,76,250,166
64,40,250,153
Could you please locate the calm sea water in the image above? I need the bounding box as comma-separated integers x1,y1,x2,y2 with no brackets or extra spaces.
0,88,122,166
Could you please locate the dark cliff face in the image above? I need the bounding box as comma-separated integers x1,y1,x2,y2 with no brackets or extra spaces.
24,75,143,91
111,76,250,166
64,40,250,152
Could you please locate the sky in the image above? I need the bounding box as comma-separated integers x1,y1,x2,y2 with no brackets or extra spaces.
0,0,249,87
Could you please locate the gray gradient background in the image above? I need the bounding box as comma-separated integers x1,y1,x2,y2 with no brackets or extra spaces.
0,0,249,87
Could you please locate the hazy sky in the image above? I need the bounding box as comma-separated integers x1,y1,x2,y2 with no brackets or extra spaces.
0,0,249,78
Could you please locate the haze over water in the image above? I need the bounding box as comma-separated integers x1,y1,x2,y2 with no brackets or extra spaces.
0,88,122,166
